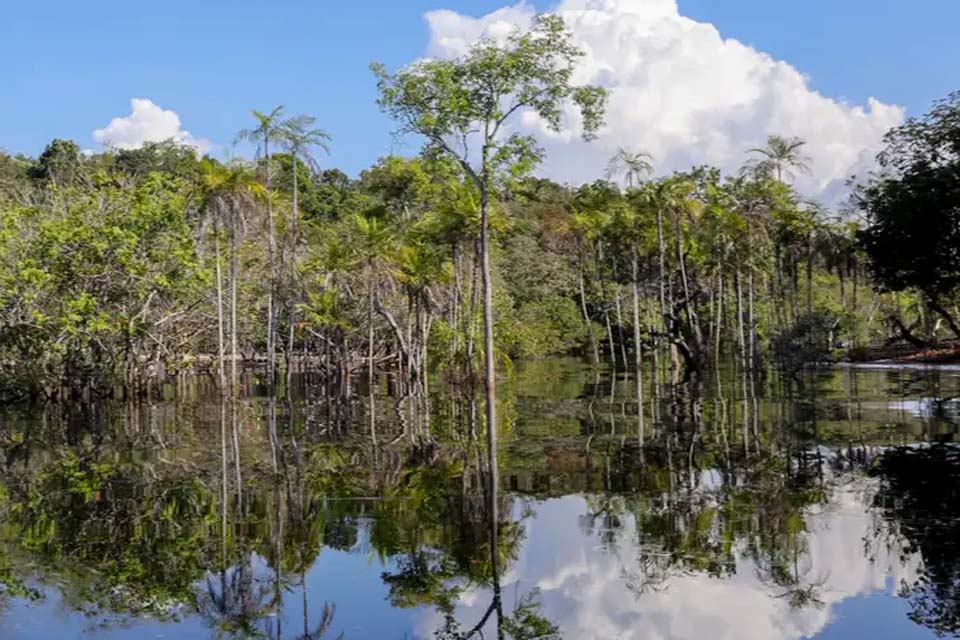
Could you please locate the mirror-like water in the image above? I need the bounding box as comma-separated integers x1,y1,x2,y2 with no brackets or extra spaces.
1,360,958,639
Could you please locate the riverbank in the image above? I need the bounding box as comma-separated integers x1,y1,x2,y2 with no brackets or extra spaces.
847,341,960,365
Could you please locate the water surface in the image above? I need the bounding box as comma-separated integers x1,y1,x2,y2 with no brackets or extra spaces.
1,361,958,639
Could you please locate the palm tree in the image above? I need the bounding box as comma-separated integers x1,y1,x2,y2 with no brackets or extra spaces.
236,106,285,385
200,159,265,395
278,115,331,378
354,213,397,447
615,194,654,448
605,147,654,188
641,177,704,372
743,135,811,183
571,207,611,365
392,241,450,396
633,182,669,355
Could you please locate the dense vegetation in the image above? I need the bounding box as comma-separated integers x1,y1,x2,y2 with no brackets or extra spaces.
0,16,957,404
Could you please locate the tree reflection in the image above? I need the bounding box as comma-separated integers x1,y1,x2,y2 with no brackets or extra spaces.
0,365,956,638
196,560,274,639
871,444,960,636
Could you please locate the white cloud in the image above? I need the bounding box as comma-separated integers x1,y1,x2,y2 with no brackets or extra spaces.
93,98,212,153
422,0,905,204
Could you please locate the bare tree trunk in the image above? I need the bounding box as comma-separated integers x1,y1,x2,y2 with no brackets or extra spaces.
579,260,600,365
465,240,481,378
479,172,498,567
675,213,703,363
214,207,227,392
286,152,300,384
231,396,242,509
604,307,617,368
452,242,462,358
714,273,724,366
748,271,759,375
264,137,277,387
735,272,750,458
614,287,629,368
368,269,377,448
655,206,669,370
656,208,667,330
611,258,629,367
230,209,240,397
631,250,645,452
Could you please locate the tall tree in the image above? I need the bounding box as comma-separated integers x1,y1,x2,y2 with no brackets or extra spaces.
857,91,960,338
278,115,331,376
372,13,607,555
29,139,84,187
200,159,264,394
236,106,285,384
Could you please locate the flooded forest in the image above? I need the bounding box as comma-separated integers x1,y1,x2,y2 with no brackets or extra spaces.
1,15,960,640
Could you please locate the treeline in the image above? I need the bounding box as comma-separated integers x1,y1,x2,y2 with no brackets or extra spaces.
0,134,865,399
0,16,956,403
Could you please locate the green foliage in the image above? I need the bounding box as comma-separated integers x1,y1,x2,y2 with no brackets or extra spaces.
0,173,206,397
0,80,955,405
114,140,202,180
498,294,587,359
858,96,960,301
29,139,83,185
771,311,842,374
372,14,607,188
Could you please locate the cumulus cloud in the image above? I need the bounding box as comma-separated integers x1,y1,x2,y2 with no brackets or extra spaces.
93,98,212,153
422,0,905,203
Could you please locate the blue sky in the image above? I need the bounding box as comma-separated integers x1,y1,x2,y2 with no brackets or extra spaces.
2,0,958,183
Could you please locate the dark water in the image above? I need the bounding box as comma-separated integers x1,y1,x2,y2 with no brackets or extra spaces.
1,359,960,639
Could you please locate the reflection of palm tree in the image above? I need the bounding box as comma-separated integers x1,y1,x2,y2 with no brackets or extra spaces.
580,494,626,551
773,575,827,611
294,572,340,640
196,560,275,639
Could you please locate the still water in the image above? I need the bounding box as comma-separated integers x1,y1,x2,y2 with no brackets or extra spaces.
1,360,959,639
